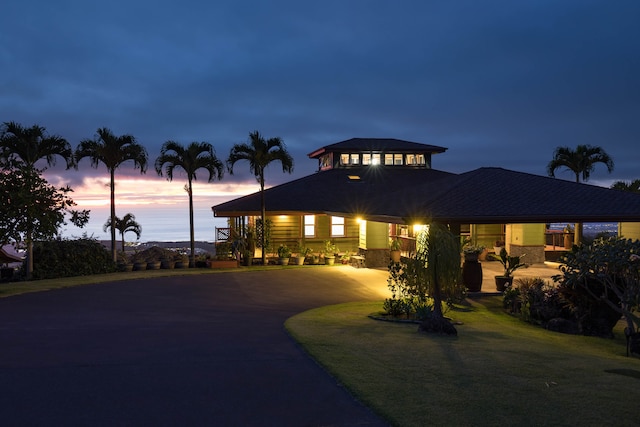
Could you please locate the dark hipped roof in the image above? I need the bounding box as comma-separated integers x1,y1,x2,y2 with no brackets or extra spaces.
213,166,640,224
384,167,640,224
213,166,455,220
307,138,448,158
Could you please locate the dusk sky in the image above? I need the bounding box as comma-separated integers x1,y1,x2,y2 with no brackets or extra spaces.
2,0,638,242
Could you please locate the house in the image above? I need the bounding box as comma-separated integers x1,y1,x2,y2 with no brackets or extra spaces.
212,138,640,267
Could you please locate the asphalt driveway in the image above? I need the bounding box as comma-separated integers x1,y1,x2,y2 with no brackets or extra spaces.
0,266,390,426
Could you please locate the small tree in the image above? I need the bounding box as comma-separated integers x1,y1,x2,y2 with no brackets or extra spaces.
554,237,640,352
103,213,142,253
0,164,89,279
384,223,464,334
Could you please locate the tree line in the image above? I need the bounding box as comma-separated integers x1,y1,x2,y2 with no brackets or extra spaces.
1,121,293,278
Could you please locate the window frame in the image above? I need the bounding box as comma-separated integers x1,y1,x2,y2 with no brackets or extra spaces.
331,216,345,237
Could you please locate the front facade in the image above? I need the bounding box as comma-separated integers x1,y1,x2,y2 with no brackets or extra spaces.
213,138,640,267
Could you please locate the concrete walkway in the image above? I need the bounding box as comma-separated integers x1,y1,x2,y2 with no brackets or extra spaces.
476,260,561,293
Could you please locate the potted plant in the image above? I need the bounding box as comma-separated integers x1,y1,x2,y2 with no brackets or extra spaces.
277,244,291,265
390,238,402,263
295,246,312,266
462,245,484,291
490,247,527,291
323,241,337,266
463,245,484,262
160,256,175,269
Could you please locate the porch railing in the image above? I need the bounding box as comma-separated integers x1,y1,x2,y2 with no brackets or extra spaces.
216,227,231,242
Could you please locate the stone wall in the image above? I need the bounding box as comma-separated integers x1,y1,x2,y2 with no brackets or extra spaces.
507,244,545,264
360,248,389,268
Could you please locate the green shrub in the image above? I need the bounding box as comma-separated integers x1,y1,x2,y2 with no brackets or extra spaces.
29,237,115,280
554,237,639,338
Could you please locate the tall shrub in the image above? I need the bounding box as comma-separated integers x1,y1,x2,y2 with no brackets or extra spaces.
30,237,115,280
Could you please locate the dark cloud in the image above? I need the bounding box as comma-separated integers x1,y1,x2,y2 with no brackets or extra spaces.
1,0,638,190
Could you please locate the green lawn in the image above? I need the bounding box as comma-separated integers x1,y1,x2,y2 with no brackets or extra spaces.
285,298,640,427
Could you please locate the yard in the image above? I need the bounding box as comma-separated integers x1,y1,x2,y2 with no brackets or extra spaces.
286,297,640,426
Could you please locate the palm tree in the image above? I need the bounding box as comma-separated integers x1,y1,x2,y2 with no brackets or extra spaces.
547,145,614,183
155,141,224,267
76,128,148,262
611,179,640,193
0,121,75,279
103,213,142,253
227,131,294,265
0,121,74,169
547,144,614,244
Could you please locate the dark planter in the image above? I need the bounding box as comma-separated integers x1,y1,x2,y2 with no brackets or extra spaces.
160,259,175,269
118,263,133,272
463,260,483,292
464,253,480,263
494,276,512,292
133,261,147,271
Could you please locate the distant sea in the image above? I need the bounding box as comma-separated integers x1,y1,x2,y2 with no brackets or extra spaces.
60,204,229,244
549,222,618,238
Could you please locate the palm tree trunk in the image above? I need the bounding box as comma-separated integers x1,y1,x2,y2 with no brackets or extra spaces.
574,174,582,245
110,168,117,263
260,173,266,266
188,178,195,268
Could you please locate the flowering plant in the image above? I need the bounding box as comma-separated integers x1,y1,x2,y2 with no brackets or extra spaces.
463,245,485,255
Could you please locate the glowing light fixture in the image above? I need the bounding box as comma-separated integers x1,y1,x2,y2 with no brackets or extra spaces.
413,223,427,234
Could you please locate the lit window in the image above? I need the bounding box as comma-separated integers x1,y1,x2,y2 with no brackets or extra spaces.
350,154,360,164
406,154,416,165
340,154,349,165
331,216,345,237
320,154,332,169
416,154,425,165
371,154,381,165
362,153,371,165
394,154,403,165
384,154,393,165
304,215,315,237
